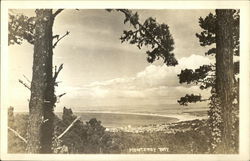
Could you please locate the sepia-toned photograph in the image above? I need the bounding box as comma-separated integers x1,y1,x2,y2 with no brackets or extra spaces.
1,1,250,161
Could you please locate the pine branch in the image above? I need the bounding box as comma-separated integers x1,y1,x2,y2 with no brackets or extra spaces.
23,74,31,83
117,9,167,52
177,94,208,106
53,64,63,82
53,9,64,18
53,34,59,40
53,31,70,48
57,116,80,139
57,93,66,103
8,126,27,143
109,9,177,65
18,79,30,90
58,93,66,98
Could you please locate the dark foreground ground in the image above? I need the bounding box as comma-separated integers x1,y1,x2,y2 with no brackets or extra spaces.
8,112,212,154
8,109,237,154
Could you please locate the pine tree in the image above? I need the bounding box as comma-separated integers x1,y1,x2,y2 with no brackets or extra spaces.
9,9,65,153
177,10,239,153
215,9,235,153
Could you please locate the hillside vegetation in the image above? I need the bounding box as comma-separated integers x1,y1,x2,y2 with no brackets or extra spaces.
8,107,238,154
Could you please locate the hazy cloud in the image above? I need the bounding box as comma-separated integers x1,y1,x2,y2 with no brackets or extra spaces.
61,54,212,105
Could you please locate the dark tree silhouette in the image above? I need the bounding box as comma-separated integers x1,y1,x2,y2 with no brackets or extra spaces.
177,10,239,153
8,9,66,153
215,9,235,153
108,9,177,66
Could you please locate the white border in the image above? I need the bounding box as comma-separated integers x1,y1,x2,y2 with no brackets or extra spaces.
1,1,250,161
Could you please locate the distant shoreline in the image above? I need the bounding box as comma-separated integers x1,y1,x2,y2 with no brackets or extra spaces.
73,110,207,122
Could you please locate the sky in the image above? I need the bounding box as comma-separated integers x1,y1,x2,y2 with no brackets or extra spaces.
8,9,214,112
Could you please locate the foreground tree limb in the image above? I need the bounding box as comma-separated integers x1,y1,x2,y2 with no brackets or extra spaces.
53,9,64,18
57,116,81,139
53,64,63,82
18,79,31,90
53,31,70,48
23,74,31,83
8,127,27,143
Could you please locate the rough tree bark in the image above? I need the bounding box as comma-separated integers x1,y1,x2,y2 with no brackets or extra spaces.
215,9,234,153
27,9,55,153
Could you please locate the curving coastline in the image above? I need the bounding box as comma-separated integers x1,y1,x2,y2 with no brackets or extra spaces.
75,110,207,122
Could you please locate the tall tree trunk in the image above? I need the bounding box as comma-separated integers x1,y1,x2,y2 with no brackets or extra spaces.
27,9,55,153
215,9,234,153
